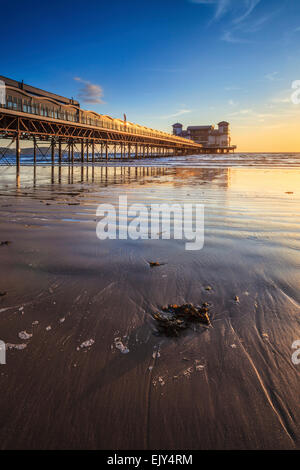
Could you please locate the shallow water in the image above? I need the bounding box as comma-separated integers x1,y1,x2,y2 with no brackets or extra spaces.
0,156,299,449
2,151,300,168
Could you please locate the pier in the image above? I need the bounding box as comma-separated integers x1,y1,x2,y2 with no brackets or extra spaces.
0,76,235,173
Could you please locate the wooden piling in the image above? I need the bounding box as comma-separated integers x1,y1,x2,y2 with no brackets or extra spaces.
16,131,20,172
33,136,36,165
81,140,84,163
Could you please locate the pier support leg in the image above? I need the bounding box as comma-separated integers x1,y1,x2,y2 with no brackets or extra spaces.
58,139,62,164
92,141,95,163
86,140,89,163
71,141,74,164
58,139,62,163
51,138,55,183
106,143,108,160
33,136,36,165
16,132,20,173
81,140,84,163
51,139,55,165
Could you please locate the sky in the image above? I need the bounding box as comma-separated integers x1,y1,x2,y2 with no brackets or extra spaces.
1,0,300,152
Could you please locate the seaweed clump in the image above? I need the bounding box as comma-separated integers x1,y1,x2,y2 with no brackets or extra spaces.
153,303,211,337
0,241,12,246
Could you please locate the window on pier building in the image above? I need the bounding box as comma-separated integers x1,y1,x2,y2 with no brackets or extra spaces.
7,95,13,108
23,99,31,113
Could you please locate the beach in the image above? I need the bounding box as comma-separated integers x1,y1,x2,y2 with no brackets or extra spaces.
0,155,299,450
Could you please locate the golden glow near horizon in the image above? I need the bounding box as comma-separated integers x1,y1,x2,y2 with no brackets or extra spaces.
228,92,300,152
233,121,300,153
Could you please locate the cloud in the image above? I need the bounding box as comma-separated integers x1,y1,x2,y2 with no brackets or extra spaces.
270,89,293,104
228,99,238,106
265,72,281,82
221,31,251,43
228,108,253,116
244,11,279,33
160,109,192,119
214,0,231,19
189,0,231,20
190,0,275,44
228,107,295,121
189,0,260,22
225,86,241,91
271,97,290,104
74,77,104,104
233,0,261,24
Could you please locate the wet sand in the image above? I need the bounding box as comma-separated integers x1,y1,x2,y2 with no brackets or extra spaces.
0,160,299,449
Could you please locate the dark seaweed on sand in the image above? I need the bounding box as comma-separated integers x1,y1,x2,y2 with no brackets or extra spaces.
0,241,12,246
153,303,211,336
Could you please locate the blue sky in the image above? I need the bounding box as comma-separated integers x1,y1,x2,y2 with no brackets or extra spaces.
2,0,300,150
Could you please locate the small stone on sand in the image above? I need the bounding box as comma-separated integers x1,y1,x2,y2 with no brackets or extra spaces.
18,331,32,340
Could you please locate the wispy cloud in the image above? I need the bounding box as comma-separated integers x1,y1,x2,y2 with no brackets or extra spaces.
264,71,281,82
159,109,192,119
190,0,260,22
270,89,293,104
190,0,277,44
221,31,250,43
229,108,253,116
214,0,231,20
74,77,104,104
228,107,298,121
189,0,233,20
221,10,276,43
233,0,261,24
225,86,241,91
